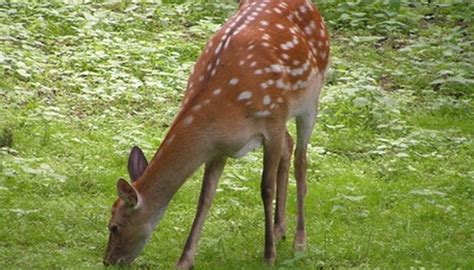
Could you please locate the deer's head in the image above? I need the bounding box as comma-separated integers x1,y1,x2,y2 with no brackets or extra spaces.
103,146,154,266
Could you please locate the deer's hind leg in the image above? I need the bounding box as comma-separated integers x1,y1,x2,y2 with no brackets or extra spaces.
274,130,294,241
294,108,317,252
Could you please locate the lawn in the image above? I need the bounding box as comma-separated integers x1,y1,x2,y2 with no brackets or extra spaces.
1,1,473,269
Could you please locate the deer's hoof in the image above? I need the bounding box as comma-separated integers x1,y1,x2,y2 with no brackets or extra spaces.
264,247,276,266
176,259,194,270
294,231,307,252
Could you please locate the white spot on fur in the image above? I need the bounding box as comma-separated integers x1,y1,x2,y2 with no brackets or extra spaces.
183,116,193,126
215,42,223,54
192,104,202,112
270,64,283,73
213,88,222,95
263,95,271,105
165,134,175,145
320,29,326,38
299,5,308,14
276,79,285,90
237,91,252,101
229,78,239,85
254,111,271,117
224,38,231,49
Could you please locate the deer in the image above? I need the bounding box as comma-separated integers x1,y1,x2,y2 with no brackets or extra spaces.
103,0,330,268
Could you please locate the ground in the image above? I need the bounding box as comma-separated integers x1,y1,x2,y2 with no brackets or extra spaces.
0,1,473,269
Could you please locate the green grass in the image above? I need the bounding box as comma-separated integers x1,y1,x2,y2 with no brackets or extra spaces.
1,1,473,269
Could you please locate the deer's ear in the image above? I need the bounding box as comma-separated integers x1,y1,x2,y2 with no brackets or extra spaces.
117,178,138,208
128,146,148,182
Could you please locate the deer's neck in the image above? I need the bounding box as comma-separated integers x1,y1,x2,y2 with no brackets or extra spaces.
134,125,209,210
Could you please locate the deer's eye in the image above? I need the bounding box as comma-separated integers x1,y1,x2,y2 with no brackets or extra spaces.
109,224,119,234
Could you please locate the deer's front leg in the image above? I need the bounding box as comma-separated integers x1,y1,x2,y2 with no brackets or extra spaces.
261,132,284,265
176,159,226,270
